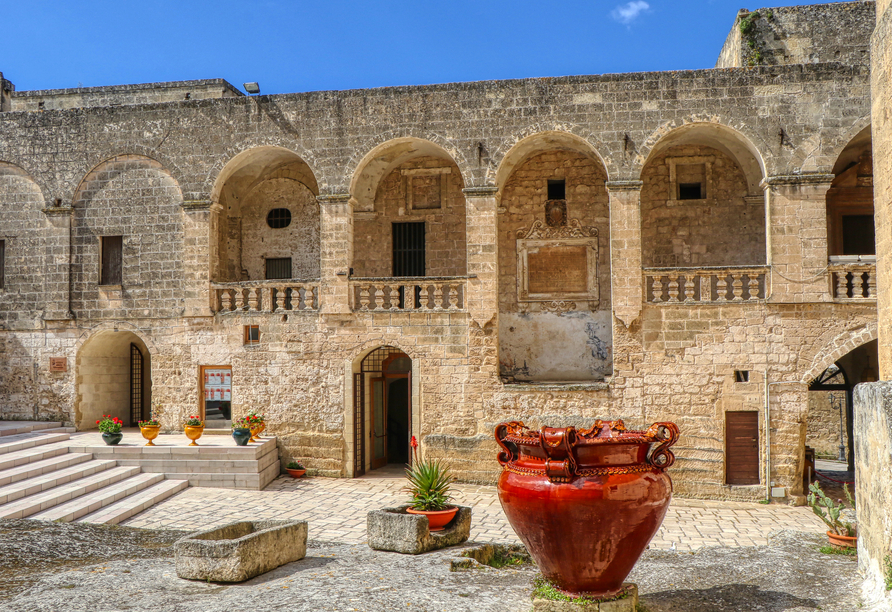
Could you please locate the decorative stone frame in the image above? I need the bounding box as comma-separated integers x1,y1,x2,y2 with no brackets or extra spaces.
667,155,714,205
401,167,450,212
515,219,599,309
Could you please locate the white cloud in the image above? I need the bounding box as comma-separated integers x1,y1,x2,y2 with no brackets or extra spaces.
611,1,650,25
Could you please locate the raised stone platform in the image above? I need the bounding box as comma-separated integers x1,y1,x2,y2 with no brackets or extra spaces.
531,584,639,612
367,504,472,554
63,429,280,490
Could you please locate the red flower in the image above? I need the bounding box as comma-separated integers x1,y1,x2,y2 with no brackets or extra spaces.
411,436,418,449
96,420,100,424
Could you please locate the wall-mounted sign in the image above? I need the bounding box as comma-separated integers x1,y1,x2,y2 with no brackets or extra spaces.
204,367,232,402
49,357,67,372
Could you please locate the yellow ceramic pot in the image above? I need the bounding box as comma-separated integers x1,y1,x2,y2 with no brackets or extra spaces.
140,425,160,446
184,425,204,446
250,422,265,442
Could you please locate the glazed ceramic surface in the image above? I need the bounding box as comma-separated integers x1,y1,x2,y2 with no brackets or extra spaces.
405,506,458,531
140,425,160,446
101,432,123,446
184,425,204,446
495,420,679,598
232,428,251,446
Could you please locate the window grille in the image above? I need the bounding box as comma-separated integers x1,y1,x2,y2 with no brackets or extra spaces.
392,222,425,277
267,208,292,229
265,257,292,280
100,236,123,285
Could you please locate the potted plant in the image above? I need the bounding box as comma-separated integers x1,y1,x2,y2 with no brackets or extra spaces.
808,481,857,547
97,415,124,446
247,411,265,442
183,415,204,446
403,436,458,531
138,417,161,446
285,460,306,478
231,418,252,446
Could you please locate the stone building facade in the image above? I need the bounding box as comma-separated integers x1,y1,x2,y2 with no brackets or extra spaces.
0,1,881,502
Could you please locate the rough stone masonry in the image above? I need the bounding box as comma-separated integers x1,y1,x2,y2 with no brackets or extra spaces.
0,1,881,503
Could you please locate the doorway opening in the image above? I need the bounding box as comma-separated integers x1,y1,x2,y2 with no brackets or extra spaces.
353,347,412,476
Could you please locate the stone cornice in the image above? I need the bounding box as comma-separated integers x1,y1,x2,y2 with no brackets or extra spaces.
761,174,835,188
605,180,643,192
462,186,499,198
41,206,72,217
181,200,215,212
316,193,352,205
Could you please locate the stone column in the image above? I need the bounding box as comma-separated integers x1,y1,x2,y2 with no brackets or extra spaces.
875,0,892,378
761,174,834,303
317,194,353,315
181,200,217,317
462,187,499,328
41,204,74,321
606,180,643,327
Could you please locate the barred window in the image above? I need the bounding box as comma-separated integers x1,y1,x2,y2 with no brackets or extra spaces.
100,236,123,286
267,208,292,229
265,257,292,280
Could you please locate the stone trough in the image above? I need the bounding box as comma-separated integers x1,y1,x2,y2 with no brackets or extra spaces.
367,504,471,554
175,519,307,582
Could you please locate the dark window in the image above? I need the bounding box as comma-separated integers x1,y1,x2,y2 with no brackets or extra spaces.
265,257,292,279
244,325,260,345
842,215,876,255
547,179,566,200
0,239,4,289
679,183,703,200
392,222,425,277
267,208,292,229
100,236,123,286
734,370,750,383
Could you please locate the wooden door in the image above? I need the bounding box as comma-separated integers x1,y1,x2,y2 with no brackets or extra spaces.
371,377,387,469
726,411,760,485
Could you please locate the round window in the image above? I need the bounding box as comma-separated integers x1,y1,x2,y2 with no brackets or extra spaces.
267,208,292,229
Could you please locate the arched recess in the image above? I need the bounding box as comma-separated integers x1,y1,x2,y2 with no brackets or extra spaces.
349,138,467,277
826,125,874,257
350,345,416,477
211,146,320,282
639,123,767,268
71,155,184,315
75,330,152,430
0,162,48,316
495,131,612,382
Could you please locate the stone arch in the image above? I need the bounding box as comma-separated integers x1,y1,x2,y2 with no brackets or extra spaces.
68,146,187,206
825,124,873,257
800,323,878,385
210,145,320,204
350,338,421,366
0,161,49,208
636,120,766,193
75,326,153,430
491,127,611,190
211,146,321,282
794,116,872,176
72,153,184,205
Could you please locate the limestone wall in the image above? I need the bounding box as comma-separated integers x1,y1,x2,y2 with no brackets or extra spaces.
806,391,843,456
875,0,892,378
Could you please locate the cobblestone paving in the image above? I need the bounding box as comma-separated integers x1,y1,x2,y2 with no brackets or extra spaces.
123,468,827,551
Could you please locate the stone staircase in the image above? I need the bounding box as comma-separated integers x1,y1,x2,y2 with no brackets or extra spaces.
0,422,187,524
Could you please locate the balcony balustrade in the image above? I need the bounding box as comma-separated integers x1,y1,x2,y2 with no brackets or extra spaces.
349,277,467,312
212,280,319,313
828,256,877,301
644,267,769,303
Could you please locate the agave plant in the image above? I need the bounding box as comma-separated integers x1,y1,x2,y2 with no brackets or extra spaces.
807,482,855,537
404,436,454,511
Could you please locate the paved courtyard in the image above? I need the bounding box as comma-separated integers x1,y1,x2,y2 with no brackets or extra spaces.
123,466,827,551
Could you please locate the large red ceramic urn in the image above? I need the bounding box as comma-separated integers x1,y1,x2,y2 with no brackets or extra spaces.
495,419,679,599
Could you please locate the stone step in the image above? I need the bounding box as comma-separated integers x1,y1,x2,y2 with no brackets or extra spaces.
79,479,188,525
30,472,165,522
162,459,280,490
39,427,77,434
0,442,78,471
0,465,141,519
0,433,72,456
0,452,93,487
0,422,63,437
0,459,118,505
74,439,278,462
109,450,279,474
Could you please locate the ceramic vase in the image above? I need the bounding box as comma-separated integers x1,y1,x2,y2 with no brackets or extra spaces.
184,425,204,446
101,432,123,446
139,425,160,446
495,419,679,599
232,427,251,446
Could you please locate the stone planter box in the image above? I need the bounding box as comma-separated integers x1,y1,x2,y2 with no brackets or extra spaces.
367,504,471,554
176,519,307,582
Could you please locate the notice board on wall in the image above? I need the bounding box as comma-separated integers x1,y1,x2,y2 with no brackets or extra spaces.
204,368,232,402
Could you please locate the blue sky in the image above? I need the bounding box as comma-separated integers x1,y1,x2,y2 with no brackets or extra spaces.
3,0,824,94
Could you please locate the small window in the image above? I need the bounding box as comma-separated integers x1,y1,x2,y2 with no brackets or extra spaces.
547,179,566,200
265,257,292,280
842,215,876,255
100,236,123,286
392,222,426,277
734,370,750,383
679,183,702,200
267,208,292,229
244,325,260,345
0,239,5,289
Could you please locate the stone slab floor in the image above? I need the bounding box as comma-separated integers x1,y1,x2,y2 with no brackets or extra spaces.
123,467,828,552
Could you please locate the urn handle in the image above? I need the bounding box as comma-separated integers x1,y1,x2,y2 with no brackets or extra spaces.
645,422,680,470
495,421,523,466
539,427,578,482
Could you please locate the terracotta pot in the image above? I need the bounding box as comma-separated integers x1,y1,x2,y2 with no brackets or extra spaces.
184,425,204,446
285,468,306,478
495,419,679,599
139,425,160,446
827,530,857,548
406,506,459,532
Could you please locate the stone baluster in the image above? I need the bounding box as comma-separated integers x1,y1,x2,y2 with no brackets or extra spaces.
683,275,695,302
715,275,728,302
275,287,286,311
867,269,877,299
388,285,400,310
371,285,384,311
247,288,259,311
651,276,663,303
448,284,459,309
835,271,848,299
235,289,247,310
731,274,744,301
699,274,711,302
433,284,444,310
359,286,371,311
747,275,760,300
306,286,316,310
667,274,680,303
221,289,233,312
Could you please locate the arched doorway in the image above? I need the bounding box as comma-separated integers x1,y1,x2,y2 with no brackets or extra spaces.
353,347,412,476
76,330,152,430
